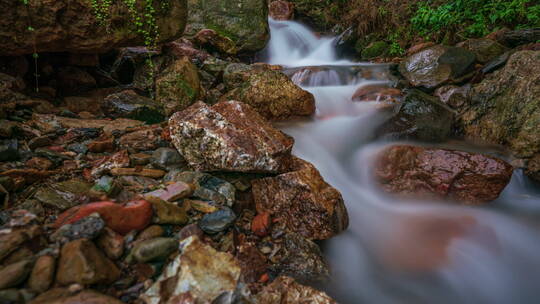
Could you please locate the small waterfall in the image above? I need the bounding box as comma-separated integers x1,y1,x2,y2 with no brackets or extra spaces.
265,18,540,304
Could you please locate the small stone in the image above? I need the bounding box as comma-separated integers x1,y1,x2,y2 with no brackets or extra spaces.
28,136,52,150
151,147,184,169
135,225,165,244
55,200,153,235
198,207,236,234
96,228,124,260
187,199,218,213
90,150,130,178
144,181,193,202
126,237,178,264
0,139,19,161
87,136,115,153
34,179,92,210
56,239,120,285
167,171,235,206
130,153,152,166
51,213,106,243
28,255,56,293
29,288,124,304
147,196,188,225
110,167,166,178
176,224,203,241
118,126,162,152
251,212,271,237
0,259,34,289
140,236,241,304
91,176,122,197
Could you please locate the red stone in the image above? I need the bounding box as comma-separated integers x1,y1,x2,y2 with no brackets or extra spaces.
54,200,153,235
251,212,271,237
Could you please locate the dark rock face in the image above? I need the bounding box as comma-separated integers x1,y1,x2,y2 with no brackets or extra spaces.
500,28,540,47
377,89,455,142
169,100,294,173
252,157,348,240
0,0,188,56
460,51,540,158
373,145,513,204
222,64,315,121
186,0,269,53
399,45,476,89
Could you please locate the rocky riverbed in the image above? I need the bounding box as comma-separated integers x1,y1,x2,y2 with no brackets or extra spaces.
0,0,539,303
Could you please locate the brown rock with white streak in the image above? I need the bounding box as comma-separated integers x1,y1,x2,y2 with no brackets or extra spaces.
255,276,336,304
252,157,348,240
269,1,295,21
169,100,294,173
374,145,513,204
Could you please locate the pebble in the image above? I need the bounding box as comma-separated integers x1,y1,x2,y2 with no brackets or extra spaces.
144,181,193,202
147,197,188,225
0,259,34,289
28,255,56,293
151,147,184,169
198,207,236,234
51,213,105,243
96,227,124,260
126,237,178,264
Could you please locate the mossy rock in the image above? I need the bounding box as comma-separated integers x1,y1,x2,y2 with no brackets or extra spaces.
360,41,389,59
156,57,201,116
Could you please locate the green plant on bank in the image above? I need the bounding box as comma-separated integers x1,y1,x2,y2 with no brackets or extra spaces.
20,0,39,92
91,0,160,96
387,32,405,56
411,0,540,40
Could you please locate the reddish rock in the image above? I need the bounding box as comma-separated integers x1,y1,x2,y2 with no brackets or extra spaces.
144,181,193,201
110,167,166,179
194,29,237,55
26,157,54,170
352,85,403,103
169,100,294,173
96,228,124,260
252,157,348,240
235,243,268,284
269,1,295,21
28,255,56,293
54,200,153,235
118,126,162,152
87,136,115,153
165,39,210,62
255,276,336,304
56,239,120,285
374,145,513,204
90,150,130,178
251,212,271,237
29,288,124,304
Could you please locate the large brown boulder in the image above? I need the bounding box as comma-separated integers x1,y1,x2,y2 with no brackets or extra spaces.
374,145,513,204
222,63,315,121
252,157,348,240
0,0,187,56
169,100,294,173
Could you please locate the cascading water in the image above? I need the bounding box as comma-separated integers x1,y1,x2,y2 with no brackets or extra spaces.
263,18,540,304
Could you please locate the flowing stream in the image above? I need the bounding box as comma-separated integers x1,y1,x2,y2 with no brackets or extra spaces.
263,18,540,304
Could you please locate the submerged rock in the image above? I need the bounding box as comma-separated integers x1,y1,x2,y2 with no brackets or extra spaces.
377,89,455,142
169,100,294,173
373,145,513,204
399,45,476,89
252,157,348,240
222,64,315,120
0,0,188,56
141,236,241,304
460,51,540,158
186,0,269,53
255,276,336,304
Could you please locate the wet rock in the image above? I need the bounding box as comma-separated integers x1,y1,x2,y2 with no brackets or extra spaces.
56,239,120,285
460,51,540,158
141,236,241,304
169,100,294,173
29,288,124,304
399,45,476,89
145,182,193,202
91,176,122,197
377,89,454,142
187,0,269,53
126,237,178,264
165,39,210,63
118,126,162,152
272,232,330,283
101,90,164,124
526,154,540,183
269,1,295,20
199,207,237,234
187,199,219,213
96,228,124,260
222,64,315,120
0,227,40,261
55,200,153,235
28,255,56,293
252,212,271,237
0,139,19,161
457,38,508,64
361,41,389,59
500,28,540,47
151,147,185,169
167,171,236,206
156,57,201,116
352,85,403,103
111,167,166,179
235,242,267,284
87,136,115,153
252,157,348,240
434,84,470,109
147,197,189,225
0,0,187,56
136,225,165,243
374,145,513,204
256,276,336,304
406,42,436,56
194,29,237,55
176,224,204,241
90,150,130,178
34,179,92,210
51,213,106,243
481,51,511,74
0,259,33,289
130,153,152,166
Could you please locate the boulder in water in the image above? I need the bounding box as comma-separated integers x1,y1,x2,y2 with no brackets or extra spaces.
169,100,294,173
373,145,513,204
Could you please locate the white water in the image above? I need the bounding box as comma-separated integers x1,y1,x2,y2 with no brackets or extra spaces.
264,19,540,304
